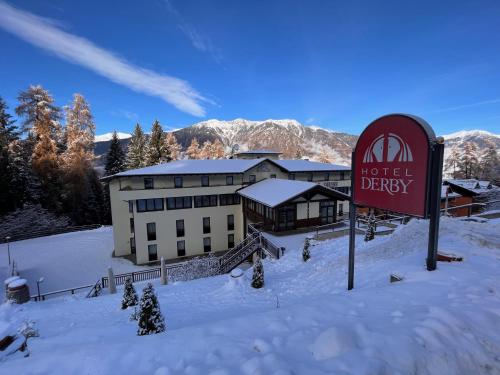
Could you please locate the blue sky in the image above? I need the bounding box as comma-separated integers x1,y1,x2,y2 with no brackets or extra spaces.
0,0,499,135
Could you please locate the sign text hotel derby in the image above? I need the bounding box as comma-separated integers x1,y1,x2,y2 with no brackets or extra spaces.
348,114,444,290
353,115,432,217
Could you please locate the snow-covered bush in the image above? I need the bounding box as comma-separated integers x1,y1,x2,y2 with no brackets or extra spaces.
168,254,219,282
302,238,311,262
0,204,71,239
121,277,138,310
364,214,376,242
251,256,264,289
137,283,165,336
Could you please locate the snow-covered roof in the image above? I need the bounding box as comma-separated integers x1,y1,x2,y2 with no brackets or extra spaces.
238,179,319,207
107,158,351,178
112,159,264,177
444,179,497,194
235,150,281,155
441,186,461,199
273,159,350,172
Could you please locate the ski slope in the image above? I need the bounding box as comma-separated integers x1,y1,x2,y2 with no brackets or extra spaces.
1,217,500,374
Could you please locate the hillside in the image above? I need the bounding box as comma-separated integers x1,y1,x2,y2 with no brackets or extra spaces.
94,119,357,167
1,217,500,373
94,120,500,170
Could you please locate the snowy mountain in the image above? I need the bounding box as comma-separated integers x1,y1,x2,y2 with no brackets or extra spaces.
94,121,499,169
175,118,357,164
94,119,357,166
94,132,132,142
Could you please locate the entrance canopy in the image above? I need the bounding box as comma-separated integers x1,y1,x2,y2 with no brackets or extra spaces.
238,178,350,232
238,178,349,208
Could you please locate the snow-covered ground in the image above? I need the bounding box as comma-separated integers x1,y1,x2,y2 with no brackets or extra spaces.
1,217,500,374
0,227,144,295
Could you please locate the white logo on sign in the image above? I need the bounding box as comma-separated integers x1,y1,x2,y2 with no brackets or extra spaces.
363,133,413,163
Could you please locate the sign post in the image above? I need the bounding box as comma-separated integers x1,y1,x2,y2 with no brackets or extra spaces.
348,114,443,290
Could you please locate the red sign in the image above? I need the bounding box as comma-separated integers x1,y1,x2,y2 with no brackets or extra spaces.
353,114,436,217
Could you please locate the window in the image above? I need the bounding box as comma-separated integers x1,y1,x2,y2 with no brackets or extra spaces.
147,222,156,241
324,173,329,181
270,174,276,179
219,193,241,206
226,175,233,185
144,177,154,189
227,214,234,231
177,240,185,257
203,237,211,252
228,234,234,249
339,172,345,180
136,198,164,212
307,173,313,182
201,175,209,187
174,176,183,188
288,173,295,180
176,220,184,237
332,172,341,181
130,237,136,254
203,217,211,234
249,175,256,183
128,201,133,213
130,218,134,232
194,195,218,208
167,196,192,210
148,244,158,261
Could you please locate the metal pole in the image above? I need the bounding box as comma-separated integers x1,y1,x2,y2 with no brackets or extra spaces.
426,142,444,271
348,201,356,290
37,281,41,301
348,151,356,290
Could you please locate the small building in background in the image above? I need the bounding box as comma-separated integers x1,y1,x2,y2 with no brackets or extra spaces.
234,150,281,160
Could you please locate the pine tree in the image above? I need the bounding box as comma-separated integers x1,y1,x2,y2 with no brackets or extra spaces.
364,214,376,242
164,132,181,162
126,123,147,169
318,147,332,163
186,138,201,159
16,85,62,211
444,147,461,179
7,138,40,207
251,256,264,289
121,277,138,309
459,142,479,179
145,120,165,166
479,143,499,183
61,94,102,224
200,140,213,159
0,97,19,214
211,139,225,159
302,238,311,262
105,131,126,176
137,283,166,335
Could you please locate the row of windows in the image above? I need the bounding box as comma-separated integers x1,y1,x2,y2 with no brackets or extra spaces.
130,214,235,240
143,234,235,261
142,172,350,190
135,194,241,213
143,175,235,189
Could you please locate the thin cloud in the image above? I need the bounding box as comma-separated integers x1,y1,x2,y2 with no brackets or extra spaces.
110,109,139,121
164,0,223,64
431,98,500,114
0,1,208,117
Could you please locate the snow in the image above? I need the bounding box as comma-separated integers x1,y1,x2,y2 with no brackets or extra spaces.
238,178,317,207
0,227,145,295
1,217,500,374
442,129,500,140
274,159,350,172
7,279,27,289
95,132,132,142
110,158,350,179
112,158,264,177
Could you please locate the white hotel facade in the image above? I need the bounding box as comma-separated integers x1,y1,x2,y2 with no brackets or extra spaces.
105,153,351,265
